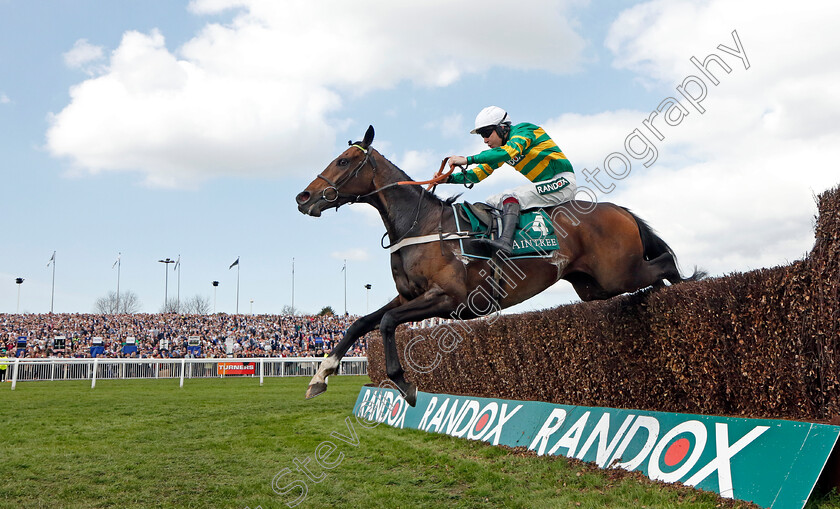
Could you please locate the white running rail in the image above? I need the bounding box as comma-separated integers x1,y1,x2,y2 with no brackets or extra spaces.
4,357,367,390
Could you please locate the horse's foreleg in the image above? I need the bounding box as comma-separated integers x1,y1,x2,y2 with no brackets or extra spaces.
306,297,401,400
379,289,455,407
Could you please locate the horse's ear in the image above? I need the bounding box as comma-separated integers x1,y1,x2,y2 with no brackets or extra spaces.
362,125,375,148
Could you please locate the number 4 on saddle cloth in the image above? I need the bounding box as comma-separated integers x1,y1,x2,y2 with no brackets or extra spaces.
454,202,560,259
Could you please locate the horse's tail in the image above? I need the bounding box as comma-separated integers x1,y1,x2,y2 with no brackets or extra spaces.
622,207,707,282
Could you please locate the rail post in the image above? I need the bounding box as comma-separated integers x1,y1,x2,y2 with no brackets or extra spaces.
10,357,20,390
91,357,99,389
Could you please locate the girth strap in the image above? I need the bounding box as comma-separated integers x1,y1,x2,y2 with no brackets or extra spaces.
388,232,472,253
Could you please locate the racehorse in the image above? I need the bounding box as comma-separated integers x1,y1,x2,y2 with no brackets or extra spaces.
295,126,702,406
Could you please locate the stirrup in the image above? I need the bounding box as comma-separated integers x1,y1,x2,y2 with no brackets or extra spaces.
476,236,513,254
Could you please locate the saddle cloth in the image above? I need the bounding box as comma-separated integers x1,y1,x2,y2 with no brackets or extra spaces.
452,202,560,259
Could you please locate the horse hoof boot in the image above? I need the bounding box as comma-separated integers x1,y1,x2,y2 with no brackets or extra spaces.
305,382,328,400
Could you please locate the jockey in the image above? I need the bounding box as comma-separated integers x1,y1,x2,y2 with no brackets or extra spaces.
446,106,577,254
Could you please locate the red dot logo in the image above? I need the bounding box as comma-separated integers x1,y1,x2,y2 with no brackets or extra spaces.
664,438,691,467
474,413,490,432
391,401,401,418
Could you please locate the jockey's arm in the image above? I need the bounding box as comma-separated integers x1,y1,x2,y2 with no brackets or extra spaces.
447,161,502,184
445,129,532,184
468,134,531,166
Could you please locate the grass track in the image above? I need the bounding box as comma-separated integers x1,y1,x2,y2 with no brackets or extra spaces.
1,376,838,508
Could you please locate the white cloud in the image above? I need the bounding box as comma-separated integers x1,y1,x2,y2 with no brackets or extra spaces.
347,203,382,226
187,0,248,15
425,113,464,138
63,39,105,73
0,92,9,104
183,0,586,90
543,0,840,278
543,109,645,170
396,150,438,180
46,0,586,188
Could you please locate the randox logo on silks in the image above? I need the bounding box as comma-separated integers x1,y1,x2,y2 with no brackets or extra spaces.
354,388,840,509
535,175,570,195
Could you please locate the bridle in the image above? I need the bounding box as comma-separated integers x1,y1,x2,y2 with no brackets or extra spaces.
312,144,470,250
314,143,435,250
314,143,378,204
314,143,462,205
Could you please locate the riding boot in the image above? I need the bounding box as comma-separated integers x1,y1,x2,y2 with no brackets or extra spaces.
478,201,521,255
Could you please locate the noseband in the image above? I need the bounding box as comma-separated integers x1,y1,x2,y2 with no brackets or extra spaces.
315,144,378,203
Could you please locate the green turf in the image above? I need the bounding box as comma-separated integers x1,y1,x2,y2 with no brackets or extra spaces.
0,376,837,508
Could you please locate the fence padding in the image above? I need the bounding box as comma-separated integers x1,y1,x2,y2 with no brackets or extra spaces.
367,184,840,420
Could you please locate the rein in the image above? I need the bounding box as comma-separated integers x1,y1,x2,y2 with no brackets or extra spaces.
314,147,468,250
397,159,454,191
316,149,458,203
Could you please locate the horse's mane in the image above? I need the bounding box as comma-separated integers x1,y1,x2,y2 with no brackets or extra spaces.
362,144,456,207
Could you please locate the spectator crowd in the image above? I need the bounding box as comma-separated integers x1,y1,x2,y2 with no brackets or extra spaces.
1,313,370,359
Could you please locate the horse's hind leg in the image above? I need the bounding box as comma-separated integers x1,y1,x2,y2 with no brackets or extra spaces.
590,252,683,298
306,297,401,400
565,272,614,301
647,252,683,285
625,252,682,291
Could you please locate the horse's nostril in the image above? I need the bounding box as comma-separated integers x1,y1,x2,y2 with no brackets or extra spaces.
296,191,311,205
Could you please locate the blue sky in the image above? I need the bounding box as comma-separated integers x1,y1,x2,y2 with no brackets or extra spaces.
1,0,838,315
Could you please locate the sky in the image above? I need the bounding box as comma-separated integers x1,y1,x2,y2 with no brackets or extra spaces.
1,0,838,316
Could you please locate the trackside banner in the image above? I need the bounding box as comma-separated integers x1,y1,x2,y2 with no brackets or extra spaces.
217,362,255,375
354,387,839,509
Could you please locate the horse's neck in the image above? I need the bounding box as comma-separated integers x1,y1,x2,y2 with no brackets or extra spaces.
370,153,440,242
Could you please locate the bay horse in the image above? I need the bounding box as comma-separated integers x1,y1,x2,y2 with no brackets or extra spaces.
295,126,701,406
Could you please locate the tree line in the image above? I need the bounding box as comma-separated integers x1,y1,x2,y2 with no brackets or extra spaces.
93,291,211,314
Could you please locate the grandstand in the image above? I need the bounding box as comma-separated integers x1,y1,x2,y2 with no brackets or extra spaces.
1,312,370,359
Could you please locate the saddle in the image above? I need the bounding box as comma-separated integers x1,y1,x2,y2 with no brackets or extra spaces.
452,202,560,259
456,201,497,232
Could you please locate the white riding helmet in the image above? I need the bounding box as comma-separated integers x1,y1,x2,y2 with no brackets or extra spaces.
470,106,512,134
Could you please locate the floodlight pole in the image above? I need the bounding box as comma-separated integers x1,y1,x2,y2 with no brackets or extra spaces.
158,258,175,310
15,278,24,314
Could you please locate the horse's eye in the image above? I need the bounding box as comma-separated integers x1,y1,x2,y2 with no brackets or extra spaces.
338,158,349,167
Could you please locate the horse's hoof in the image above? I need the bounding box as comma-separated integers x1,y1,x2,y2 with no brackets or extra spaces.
305,382,327,400
404,384,417,407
